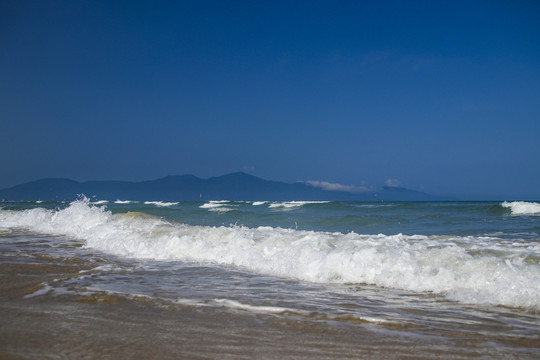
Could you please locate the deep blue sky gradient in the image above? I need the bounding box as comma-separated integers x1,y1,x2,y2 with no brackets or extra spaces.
1,0,539,198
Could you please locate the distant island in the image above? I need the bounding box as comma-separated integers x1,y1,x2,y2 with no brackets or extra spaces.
0,172,434,201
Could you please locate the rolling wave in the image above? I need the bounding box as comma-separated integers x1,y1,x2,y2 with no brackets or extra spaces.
1,198,539,310
502,201,540,215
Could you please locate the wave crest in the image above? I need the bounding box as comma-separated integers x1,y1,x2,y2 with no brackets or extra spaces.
502,201,540,215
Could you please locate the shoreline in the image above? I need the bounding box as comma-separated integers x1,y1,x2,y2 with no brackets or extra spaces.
1,253,539,359
3,294,530,359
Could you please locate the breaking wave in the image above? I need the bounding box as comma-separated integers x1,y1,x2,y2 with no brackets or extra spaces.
268,201,330,209
144,201,179,207
1,198,539,310
502,201,540,215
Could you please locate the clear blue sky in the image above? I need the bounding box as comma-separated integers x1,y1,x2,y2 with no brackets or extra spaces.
1,0,539,198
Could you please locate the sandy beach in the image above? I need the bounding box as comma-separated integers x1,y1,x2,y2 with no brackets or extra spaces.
1,247,538,359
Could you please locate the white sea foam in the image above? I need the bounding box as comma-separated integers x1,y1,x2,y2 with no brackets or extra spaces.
213,298,305,314
252,201,268,206
1,198,539,310
114,200,137,204
23,282,54,298
144,201,179,207
200,201,236,212
200,200,230,208
92,200,109,205
502,201,540,215
183,298,390,322
269,201,330,209
210,207,235,212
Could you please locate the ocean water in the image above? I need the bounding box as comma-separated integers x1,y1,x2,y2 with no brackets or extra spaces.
1,198,540,357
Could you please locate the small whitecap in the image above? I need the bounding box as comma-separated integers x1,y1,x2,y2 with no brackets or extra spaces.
502,201,540,215
144,201,179,207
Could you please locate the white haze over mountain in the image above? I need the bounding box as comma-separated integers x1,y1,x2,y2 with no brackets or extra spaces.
305,181,376,193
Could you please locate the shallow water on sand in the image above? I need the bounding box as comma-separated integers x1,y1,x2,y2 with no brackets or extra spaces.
1,232,539,358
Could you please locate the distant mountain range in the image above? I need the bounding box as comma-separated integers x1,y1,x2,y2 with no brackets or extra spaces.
0,172,434,201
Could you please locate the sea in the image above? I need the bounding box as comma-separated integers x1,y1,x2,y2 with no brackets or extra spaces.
1,198,540,358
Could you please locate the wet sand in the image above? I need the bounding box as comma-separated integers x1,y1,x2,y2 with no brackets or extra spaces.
1,252,539,359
